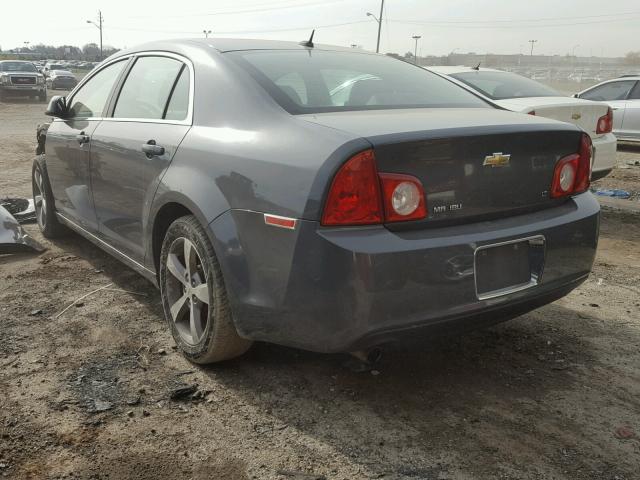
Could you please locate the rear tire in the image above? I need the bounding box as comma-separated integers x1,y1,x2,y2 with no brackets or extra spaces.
159,215,252,364
32,157,66,238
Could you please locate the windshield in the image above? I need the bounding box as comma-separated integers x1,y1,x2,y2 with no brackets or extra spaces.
451,71,560,100
0,62,37,73
228,50,490,114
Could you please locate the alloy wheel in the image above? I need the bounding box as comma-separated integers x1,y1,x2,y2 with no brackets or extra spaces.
33,168,46,229
164,237,211,345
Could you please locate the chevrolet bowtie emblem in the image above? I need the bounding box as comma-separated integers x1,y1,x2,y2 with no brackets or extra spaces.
571,113,582,120
483,152,511,167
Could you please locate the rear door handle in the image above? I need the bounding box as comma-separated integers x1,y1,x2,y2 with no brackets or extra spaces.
142,140,165,158
76,133,90,145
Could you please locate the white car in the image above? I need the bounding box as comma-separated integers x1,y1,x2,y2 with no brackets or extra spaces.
427,66,617,180
575,75,640,143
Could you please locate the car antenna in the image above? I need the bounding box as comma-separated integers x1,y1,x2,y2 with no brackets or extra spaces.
472,62,481,70
300,29,315,48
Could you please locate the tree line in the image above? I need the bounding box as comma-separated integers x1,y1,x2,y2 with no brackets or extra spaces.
0,43,119,61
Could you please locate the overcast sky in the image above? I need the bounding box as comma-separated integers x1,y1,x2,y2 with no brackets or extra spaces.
2,0,638,57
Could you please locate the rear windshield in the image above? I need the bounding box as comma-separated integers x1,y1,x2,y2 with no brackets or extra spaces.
228,50,489,114
451,71,560,100
0,62,37,73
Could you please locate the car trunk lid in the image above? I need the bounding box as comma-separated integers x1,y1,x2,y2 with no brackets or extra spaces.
495,96,609,137
301,108,583,225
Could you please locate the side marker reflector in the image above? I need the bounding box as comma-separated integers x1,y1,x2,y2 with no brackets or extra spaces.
264,214,297,230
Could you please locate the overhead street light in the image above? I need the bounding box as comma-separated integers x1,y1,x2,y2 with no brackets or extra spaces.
86,10,104,61
366,0,384,54
203,30,212,38
412,35,422,65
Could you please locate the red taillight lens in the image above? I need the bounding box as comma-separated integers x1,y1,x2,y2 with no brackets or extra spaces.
596,107,613,134
527,110,536,116
321,149,383,226
550,133,592,198
379,173,427,222
321,150,427,226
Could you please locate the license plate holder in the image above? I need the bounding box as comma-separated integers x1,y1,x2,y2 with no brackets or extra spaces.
474,236,545,300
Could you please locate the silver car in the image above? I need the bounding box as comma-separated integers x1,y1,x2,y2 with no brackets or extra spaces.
576,75,640,143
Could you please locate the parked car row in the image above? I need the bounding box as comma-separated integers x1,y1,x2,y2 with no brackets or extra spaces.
35,39,601,363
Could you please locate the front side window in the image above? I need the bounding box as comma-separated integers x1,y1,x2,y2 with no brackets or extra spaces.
113,56,185,120
580,81,635,101
228,50,489,114
451,71,560,100
67,60,126,118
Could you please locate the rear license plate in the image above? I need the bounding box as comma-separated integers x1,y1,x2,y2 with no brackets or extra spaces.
475,236,545,300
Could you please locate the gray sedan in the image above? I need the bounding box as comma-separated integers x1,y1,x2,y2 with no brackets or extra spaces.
35,39,599,363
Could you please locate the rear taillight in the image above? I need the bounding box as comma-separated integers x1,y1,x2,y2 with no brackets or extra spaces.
527,110,536,115
596,107,613,134
550,133,592,198
321,149,427,226
379,173,426,222
321,149,383,226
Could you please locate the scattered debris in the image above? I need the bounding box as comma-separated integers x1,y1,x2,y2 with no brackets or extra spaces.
126,396,141,406
593,188,631,199
157,348,167,355
54,283,114,319
614,425,636,440
0,205,45,254
0,197,36,223
89,400,114,413
169,384,198,401
75,301,85,308
277,471,326,480
28,309,43,316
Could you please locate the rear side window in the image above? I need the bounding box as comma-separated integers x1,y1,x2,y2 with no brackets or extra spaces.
628,81,640,100
581,81,635,101
67,60,126,118
114,56,186,120
164,66,190,121
228,50,489,114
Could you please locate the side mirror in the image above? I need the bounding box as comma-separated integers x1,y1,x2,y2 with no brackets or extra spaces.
45,96,68,118
573,93,579,98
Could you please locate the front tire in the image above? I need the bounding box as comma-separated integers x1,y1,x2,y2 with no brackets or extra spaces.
159,215,252,364
32,157,66,238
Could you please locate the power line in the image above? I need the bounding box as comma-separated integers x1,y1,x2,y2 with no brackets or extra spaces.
105,19,371,36
389,15,640,28
127,0,344,19
389,10,640,25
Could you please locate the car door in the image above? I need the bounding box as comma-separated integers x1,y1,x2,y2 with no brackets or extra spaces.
620,81,640,140
90,54,192,264
44,59,128,231
579,80,636,133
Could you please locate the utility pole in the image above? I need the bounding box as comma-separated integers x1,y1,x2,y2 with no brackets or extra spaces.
528,39,537,56
86,10,104,60
366,0,385,53
412,35,421,65
203,30,212,38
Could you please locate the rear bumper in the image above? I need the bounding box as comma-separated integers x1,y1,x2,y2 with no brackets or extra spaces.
209,193,600,353
591,132,617,177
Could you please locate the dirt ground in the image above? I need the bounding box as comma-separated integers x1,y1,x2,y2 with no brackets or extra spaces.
1,93,640,480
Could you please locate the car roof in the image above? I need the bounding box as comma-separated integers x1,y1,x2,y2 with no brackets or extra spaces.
426,65,506,75
112,37,373,58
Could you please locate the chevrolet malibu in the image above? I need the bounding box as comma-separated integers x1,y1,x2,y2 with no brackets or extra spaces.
34,39,600,363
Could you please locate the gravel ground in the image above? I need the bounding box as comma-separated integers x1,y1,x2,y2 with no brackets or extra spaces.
1,93,640,480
